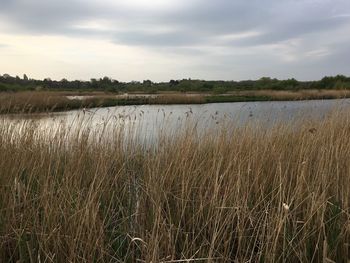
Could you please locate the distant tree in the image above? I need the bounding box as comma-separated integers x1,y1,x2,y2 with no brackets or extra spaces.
202,83,214,90
334,80,345,90
169,79,180,86
259,77,271,82
143,80,152,87
282,78,298,89
23,74,29,81
43,78,52,88
101,76,112,84
213,86,227,94
90,78,99,89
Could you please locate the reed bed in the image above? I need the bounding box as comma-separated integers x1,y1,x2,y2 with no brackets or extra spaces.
0,91,74,113
0,112,350,262
0,92,206,113
153,94,206,104
0,91,109,113
230,89,350,100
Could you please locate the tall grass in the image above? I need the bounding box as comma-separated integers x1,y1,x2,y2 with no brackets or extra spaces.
0,92,206,113
0,112,350,262
153,94,205,104
228,89,350,100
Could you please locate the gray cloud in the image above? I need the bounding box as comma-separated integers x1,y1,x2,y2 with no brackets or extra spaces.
1,0,348,46
0,0,99,34
112,30,206,47
225,15,350,47
0,0,350,80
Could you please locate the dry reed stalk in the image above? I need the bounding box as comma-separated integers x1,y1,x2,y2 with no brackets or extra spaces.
0,111,349,261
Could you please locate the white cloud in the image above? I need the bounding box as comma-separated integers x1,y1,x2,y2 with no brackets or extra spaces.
305,49,331,58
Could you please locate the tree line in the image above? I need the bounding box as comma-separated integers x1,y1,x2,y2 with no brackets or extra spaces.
1,74,350,93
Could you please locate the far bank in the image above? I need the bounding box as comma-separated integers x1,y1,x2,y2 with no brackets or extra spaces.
1,89,350,114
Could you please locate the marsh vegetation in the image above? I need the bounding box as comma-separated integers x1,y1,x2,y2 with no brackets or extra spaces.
0,108,350,262
2,89,350,114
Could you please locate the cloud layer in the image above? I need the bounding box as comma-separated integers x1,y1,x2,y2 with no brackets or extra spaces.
0,0,350,80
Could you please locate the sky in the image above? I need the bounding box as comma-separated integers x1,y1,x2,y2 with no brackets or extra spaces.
0,0,350,82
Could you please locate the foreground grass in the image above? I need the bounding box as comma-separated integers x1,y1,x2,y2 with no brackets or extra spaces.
0,113,350,262
2,89,350,114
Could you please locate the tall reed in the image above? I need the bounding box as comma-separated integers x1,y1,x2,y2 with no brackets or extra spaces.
0,112,349,262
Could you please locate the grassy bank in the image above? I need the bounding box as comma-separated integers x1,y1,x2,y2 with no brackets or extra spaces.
0,92,205,113
0,112,350,262
1,89,350,114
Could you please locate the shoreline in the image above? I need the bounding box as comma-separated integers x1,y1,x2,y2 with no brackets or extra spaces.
1,89,350,114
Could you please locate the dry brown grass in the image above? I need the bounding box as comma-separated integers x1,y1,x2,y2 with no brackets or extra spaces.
153,94,206,104
0,91,117,113
0,92,206,113
0,111,350,262
230,89,350,100
0,91,72,113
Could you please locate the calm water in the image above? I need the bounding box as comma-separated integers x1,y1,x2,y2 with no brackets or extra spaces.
3,99,350,142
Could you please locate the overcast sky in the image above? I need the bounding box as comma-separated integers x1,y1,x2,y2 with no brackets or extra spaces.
0,0,350,81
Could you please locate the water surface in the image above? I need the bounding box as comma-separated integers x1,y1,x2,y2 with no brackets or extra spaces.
3,99,350,142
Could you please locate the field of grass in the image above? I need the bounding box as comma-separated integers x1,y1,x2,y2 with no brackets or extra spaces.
0,111,350,262
1,89,350,114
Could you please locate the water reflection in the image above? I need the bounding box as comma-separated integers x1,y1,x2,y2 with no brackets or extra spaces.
2,99,350,143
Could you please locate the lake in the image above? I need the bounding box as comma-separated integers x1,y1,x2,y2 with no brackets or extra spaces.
3,98,350,143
